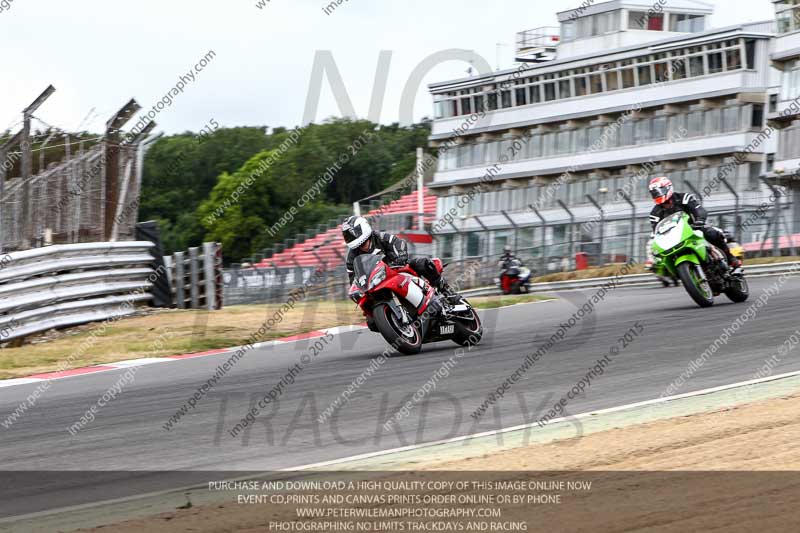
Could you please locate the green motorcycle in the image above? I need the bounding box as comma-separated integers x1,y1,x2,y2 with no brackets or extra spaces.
651,212,749,308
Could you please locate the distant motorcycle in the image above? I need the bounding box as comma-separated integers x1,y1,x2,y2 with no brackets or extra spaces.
349,254,482,355
651,213,748,308
497,258,533,295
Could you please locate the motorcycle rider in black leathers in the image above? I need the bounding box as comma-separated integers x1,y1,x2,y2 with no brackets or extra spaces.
499,245,517,270
342,215,455,297
648,176,741,270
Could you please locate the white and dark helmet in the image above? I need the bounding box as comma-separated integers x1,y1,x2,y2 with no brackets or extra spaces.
342,215,373,250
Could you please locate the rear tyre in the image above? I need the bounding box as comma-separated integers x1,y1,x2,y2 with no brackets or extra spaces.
452,304,483,347
677,262,714,308
724,275,750,303
373,303,422,355
511,280,522,294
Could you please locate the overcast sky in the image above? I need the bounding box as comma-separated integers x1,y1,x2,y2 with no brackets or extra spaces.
0,0,776,135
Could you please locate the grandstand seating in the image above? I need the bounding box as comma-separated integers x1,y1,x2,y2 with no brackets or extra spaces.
255,189,436,269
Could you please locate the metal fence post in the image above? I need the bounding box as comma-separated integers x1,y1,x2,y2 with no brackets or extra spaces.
203,242,216,311
189,247,200,309
175,251,186,309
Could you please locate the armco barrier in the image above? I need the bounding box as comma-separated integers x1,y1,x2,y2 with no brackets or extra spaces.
461,261,800,297
0,242,161,344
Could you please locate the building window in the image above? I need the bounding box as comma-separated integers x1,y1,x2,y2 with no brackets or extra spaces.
575,76,588,96
485,140,499,163
515,87,527,106
634,119,651,145
706,108,722,135
751,104,764,129
472,143,485,164
527,134,542,158
466,233,484,257
457,144,473,167
726,48,742,71
683,169,700,191
621,66,636,88
654,61,669,82
745,40,756,70
748,162,762,190
782,62,800,101
557,130,572,155
708,52,723,74
542,133,555,156
637,64,652,85
559,78,572,99
620,121,634,146
688,110,704,134
647,14,664,31
434,101,445,120
628,11,650,30
722,106,740,132
670,14,705,33
529,85,541,104
500,90,512,109
561,20,576,42
689,55,705,77
544,82,556,101
590,73,604,94
588,125,603,149
473,94,485,114
671,56,688,80
652,116,667,141
606,69,620,91
460,96,471,115
668,114,687,139
572,128,588,152
487,92,498,111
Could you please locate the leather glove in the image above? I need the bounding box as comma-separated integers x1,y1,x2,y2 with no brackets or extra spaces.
691,220,706,230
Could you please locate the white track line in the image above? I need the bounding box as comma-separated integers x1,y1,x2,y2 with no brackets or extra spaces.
4,368,800,526
285,368,800,471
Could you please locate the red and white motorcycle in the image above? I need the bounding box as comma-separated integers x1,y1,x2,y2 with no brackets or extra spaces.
349,254,483,355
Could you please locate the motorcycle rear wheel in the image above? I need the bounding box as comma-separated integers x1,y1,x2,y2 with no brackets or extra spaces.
373,303,422,355
451,304,483,347
724,275,749,303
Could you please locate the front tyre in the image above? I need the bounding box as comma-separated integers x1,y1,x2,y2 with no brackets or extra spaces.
677,262,714,308
511,280,522,294
724,275,749,303
373,303,422,355
452,303,483,347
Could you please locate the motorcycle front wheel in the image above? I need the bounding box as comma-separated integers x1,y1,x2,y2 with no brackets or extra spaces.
373,302,422,355
677,262,714,308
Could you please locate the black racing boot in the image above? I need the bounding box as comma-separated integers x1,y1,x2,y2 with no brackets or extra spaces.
434,278,457,299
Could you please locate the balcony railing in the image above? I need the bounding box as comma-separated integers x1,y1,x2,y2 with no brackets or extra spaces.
516,26,560,61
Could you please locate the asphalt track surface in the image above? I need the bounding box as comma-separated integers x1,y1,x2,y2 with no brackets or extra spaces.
2,276,800,519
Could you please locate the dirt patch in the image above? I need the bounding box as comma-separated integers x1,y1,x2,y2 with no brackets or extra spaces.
71,393,800,533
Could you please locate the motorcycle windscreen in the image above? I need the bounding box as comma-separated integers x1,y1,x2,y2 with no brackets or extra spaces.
353,254,382,290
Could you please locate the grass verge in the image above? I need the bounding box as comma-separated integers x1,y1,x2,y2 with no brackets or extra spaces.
0,302,363,379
